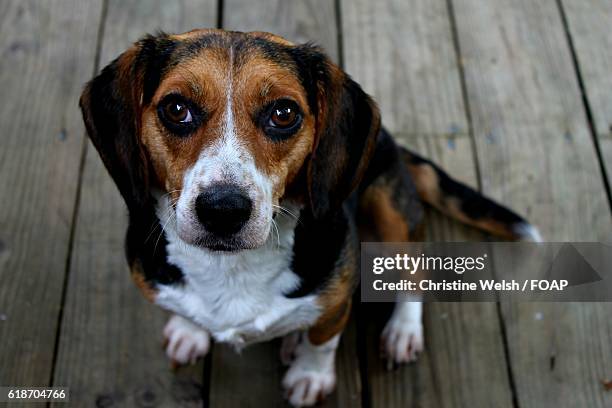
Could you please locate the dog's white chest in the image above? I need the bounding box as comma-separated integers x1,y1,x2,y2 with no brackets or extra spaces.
154,209,320,347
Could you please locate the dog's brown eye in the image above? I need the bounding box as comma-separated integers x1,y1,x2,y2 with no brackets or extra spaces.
157,94,203,136
262,99,302,141
270,104,297,128
163,101,192,123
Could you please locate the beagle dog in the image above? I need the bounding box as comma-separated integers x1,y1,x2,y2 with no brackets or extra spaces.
80,29,540,406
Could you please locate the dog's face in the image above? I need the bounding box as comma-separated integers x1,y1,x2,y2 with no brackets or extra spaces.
142,32,317,249
80,29,380,251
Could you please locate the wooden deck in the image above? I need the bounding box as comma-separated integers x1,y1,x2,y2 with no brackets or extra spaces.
1,0,611,406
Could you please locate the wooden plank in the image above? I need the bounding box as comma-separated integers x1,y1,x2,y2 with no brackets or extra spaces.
452,0,612,406
561,0,612,182
209,2,360,407
0,0,103,389
498,302,612,408
51,1,217,406
209,340,286,408
341,0,515,407
223,0,338,61
342,0,467,136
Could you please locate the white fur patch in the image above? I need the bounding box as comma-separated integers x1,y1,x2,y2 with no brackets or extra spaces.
513,222,543,243
283,334,339,407
155,195,320,349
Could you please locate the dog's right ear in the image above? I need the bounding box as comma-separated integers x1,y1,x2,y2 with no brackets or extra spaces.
79,34,176,211
289,44,380,219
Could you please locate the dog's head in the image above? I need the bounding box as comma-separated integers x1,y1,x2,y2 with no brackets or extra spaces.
80,29,380,251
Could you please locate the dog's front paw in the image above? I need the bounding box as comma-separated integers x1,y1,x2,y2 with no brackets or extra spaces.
282,335,339,407
283,363,336,407
381,311,424,367
163,314,210,366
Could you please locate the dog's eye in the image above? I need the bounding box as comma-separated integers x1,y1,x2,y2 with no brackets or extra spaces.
157,94,203,136
262,99,302,140
270,103,298,128
164,101,192,123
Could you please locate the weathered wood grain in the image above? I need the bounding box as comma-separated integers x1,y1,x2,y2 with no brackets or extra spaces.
342,0,515,407
342,0,468,136
452,0,612,406
0,0,102,391
209,340,286,408
51,1,216,406
499,302,612,408
561,0,612,183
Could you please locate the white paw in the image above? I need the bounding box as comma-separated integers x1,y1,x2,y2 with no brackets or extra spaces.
282,335,339,407
381,317,424,366
280,332,301,366
163,315,210,365
283,364,336,407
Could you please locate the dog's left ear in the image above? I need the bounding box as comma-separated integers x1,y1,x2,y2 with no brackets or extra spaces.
292,45,381,218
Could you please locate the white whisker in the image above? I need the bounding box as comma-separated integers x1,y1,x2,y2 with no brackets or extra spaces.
145,203,176,243
271,218,281,249
154,209,176,253
272,204,301,224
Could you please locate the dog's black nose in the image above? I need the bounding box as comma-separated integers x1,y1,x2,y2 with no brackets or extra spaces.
195,185,252,236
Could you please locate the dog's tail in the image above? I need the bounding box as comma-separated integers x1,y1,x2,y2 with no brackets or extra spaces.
400,147,542,241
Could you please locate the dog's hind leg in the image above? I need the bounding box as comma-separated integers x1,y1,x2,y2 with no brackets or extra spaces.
358,141,427,366
381,296,424,366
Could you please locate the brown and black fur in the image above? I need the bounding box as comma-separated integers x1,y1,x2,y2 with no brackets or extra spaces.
79,29,537,347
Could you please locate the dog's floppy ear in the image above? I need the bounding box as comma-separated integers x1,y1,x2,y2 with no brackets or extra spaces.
79,34,176,212
292,45,381,218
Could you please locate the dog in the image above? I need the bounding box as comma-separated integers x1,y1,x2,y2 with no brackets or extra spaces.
79,29,541,406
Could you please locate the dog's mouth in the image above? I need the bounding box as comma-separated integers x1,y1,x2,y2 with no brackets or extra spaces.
193,206,292,252
177,216,274,253
208,243,240,252
195,236,256,252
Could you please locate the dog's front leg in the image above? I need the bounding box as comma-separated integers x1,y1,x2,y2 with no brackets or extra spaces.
282,333,340,407
282,300,351,407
